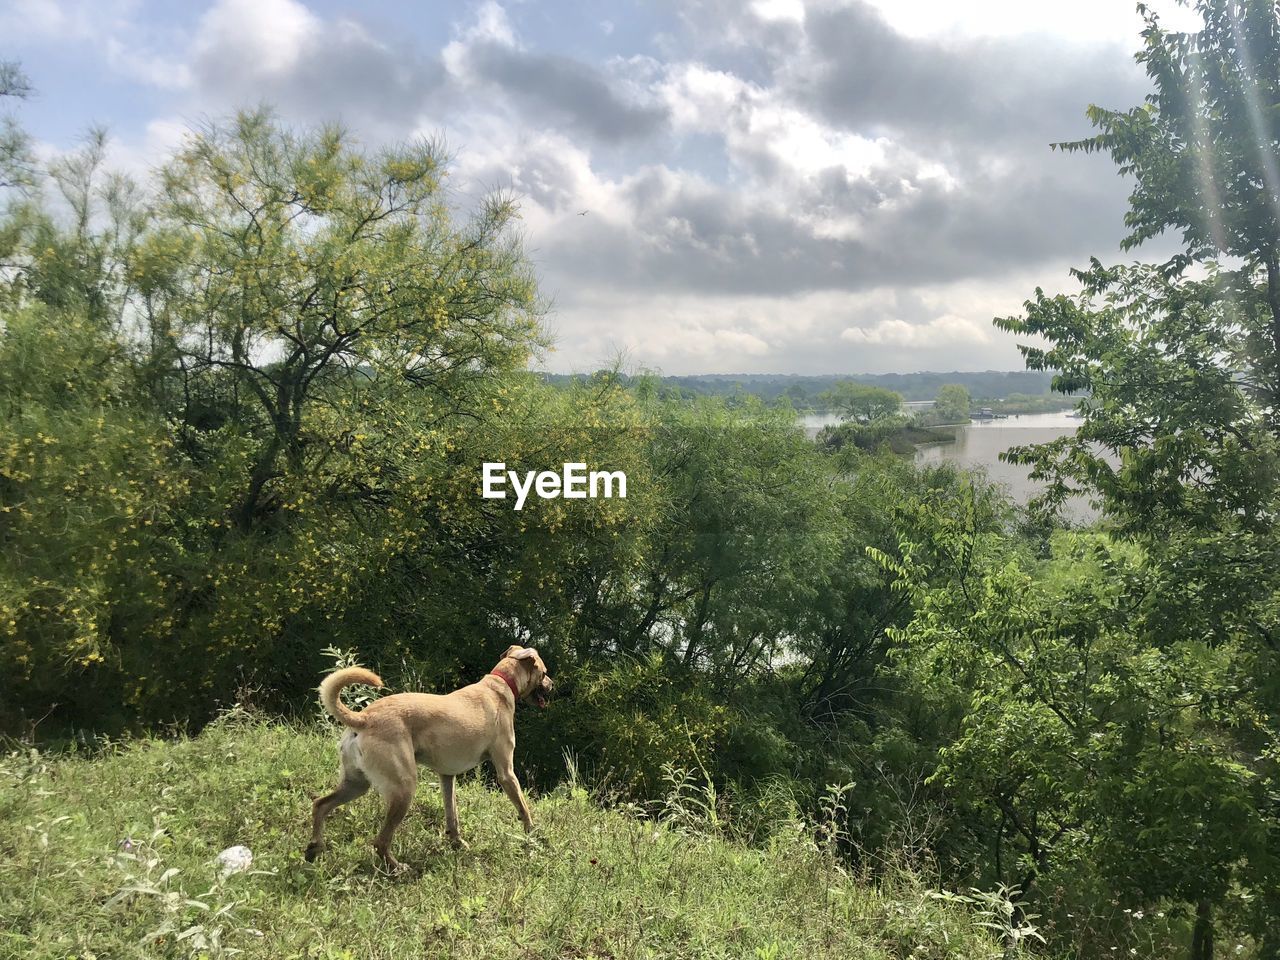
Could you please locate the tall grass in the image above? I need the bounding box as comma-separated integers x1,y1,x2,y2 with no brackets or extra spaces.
1,717,1020,959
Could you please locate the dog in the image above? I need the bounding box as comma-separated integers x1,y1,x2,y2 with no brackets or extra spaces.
304,646,553,870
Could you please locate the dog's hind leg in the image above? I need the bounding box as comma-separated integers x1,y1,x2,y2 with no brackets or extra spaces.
305,772,369,862
440,774,468,849
364,744,417,872
371,784,414,871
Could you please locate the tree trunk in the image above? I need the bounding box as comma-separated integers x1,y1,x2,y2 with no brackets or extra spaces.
1265,255,1280,438
1191,899,1214,960
682,580,714,666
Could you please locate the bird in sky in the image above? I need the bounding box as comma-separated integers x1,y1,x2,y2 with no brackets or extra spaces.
577,209,589,216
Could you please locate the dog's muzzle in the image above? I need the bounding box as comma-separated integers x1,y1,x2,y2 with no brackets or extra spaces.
531,678,552,709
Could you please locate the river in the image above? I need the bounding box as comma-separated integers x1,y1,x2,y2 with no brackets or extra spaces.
801,410,1094,519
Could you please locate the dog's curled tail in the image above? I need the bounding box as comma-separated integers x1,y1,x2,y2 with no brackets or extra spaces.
319,667,384,729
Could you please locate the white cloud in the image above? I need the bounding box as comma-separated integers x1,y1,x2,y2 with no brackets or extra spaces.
193,0,320,78
443,0,518,78
842,313,992,347
853,0,1202,42
752,0,806,23
621,321,770,363
10,0,1159,374
659,63,887,182
0,0,94,40
104,117,191,179
105,36,192,89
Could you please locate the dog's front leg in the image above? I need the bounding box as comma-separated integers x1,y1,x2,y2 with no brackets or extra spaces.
440,774,468,849
491,753,534,833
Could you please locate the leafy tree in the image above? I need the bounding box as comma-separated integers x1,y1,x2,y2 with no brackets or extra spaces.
0,112,553,727
819,381,902,421
875,526,1269,956
1052,0,1280,427
932,383,971,423
618,399,838,677
0,60,33,194
783,382,809,408
140,110,543,532
991,1,1280,953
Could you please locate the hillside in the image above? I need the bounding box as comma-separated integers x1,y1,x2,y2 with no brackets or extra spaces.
540,370,1060,404
0,719,1011,959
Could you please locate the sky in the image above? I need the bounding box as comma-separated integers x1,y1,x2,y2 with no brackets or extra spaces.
0,0,1205,375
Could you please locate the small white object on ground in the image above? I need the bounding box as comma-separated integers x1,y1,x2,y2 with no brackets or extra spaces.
215,844,253,878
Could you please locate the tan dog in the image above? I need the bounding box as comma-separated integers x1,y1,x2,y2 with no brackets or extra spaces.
305,646,553,870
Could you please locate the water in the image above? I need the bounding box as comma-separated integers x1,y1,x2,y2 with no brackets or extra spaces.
801,410,1094,517
913,411,1086,511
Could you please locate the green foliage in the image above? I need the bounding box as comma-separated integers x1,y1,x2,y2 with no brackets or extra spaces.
553,653,729,799
818,381,903,421
932,383,971,424
0,113,554,727
0,60,34,196
975,6,1280,951
1058,0,1280,263
0,305,181,722
10,6,1280,950
543,370,1060,405
875,526,1273,953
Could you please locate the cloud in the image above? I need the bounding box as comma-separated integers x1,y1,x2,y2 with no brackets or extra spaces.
183,0,444,128
789,2,1146,148
618,320,771,365
455,43,669,142
0,0,101,40
10,0,1163,374
194,0,318,77
841,313,992,347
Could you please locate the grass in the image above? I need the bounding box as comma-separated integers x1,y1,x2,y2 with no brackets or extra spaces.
0,714,1011,959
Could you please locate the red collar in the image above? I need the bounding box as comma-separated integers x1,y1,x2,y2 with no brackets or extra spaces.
488,670,520,700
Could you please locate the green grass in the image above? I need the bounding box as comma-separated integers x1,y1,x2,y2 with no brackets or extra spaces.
1,716,1008,959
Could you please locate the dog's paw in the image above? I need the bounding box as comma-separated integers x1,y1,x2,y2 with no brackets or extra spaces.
522,830,548,851
303,842,323,863
378,858,413,878
448,836,471,852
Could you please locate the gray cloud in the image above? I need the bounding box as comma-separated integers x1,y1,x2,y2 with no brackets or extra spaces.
187,8,446,129
548,1,1153,302
464,43,669,142
794,3,1148,147
77,0,1164,372
524,145,1128,299
184,3,669,148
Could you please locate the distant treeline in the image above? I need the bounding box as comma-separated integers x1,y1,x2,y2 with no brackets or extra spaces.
540,370,1059,405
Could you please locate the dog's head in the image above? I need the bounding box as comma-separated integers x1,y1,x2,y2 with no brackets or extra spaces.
501,645,554,708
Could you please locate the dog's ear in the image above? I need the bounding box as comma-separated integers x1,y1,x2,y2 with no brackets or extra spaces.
510,647,538,661
502,644,523,659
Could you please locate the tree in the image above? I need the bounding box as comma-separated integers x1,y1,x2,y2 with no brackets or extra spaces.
932,383,971,423
819,381,902,421
875,526,1269,955
0,60,34,194
140,110,544,531
783,382,809,407
0,110,555,728
1051,0,1280,430
993,1,1280,953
